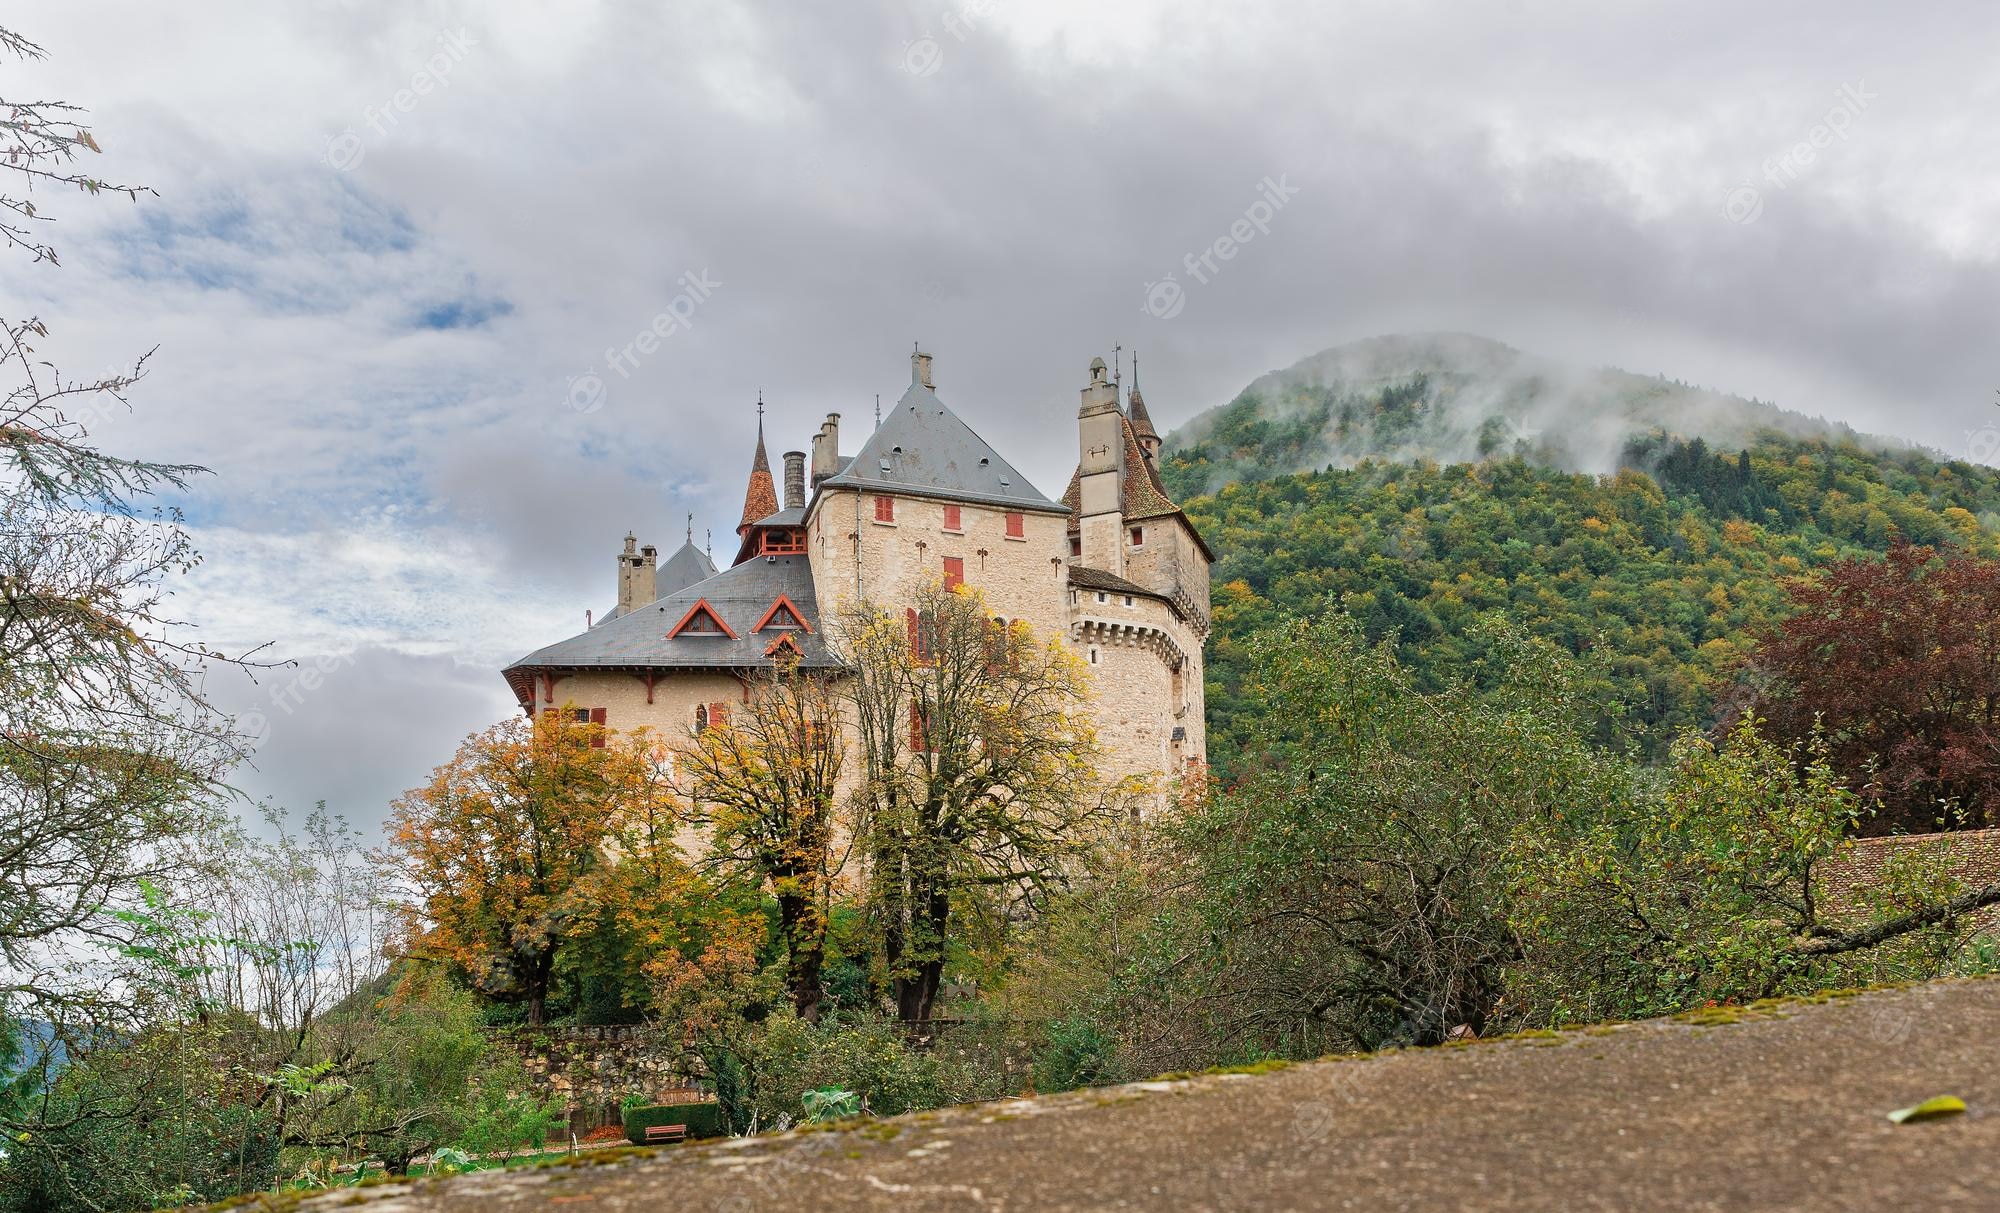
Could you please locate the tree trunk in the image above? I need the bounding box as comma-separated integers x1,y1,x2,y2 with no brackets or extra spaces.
893,888,950,1023
525,946,556,1026
777,887,825,1022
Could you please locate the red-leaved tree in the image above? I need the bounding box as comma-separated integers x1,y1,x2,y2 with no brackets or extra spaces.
1746,541,2000,834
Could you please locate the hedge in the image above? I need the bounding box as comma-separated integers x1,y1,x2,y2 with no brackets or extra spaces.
622,1101,726,1144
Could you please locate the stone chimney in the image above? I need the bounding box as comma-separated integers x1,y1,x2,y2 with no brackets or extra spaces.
617,532,657,613
811,412,842,485
913,348,934,390
782,450,806,509
1076,357,1125,576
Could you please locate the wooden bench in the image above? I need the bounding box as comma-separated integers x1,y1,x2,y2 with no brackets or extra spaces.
643,1124,688,1146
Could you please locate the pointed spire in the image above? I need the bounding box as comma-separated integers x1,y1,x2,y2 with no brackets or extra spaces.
1128,350,1161,456
737,404,779,535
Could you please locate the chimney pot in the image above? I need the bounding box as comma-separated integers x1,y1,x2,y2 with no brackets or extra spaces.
782,450,807,509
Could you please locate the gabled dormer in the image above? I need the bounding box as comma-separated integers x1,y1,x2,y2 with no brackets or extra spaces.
753,593,812,634
668,598,736,639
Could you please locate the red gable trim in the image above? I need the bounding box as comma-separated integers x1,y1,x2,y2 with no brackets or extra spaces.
764,632,805,659
667,598,738,639
751,593,814,634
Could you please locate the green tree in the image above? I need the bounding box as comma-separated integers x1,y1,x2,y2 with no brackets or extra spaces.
836,584,1131,1023
1154,611,1625,1053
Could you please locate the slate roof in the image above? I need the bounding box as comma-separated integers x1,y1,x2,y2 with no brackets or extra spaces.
658,540,719,597
818,379,1068,515
506,554,835,675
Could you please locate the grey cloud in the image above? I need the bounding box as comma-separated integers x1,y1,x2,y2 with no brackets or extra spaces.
9,0,1997,832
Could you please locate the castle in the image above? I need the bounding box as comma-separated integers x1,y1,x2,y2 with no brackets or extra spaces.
503,349,1211,804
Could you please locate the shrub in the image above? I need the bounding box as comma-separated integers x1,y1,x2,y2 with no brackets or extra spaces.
622,1101,727,1144
750,1013,976,1123
1032,1016,1119,1093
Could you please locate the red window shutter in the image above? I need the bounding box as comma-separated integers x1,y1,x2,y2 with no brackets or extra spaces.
589,706,607,748
910,703,929,752
943,556,964,591
906,607,921,658
1005,511,1024,538
875,495,894,522
710,702,730,728
943,504,961,531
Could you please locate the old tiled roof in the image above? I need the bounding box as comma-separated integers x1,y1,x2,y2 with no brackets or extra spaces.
1068,564,1169,602
818,379,1068,515
1061,414,1191,524
1819,827,2000,930
1128,384,1159,445
738,420,780,531
1062,413,1215,563
506,554,836,677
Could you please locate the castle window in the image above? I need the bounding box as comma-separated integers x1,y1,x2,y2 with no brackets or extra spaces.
1130,526,1145,547
910,703,934,753
943,556,965,591
694,704,708,731
576,706,606,747
943,504,962,532
1069,535,1082,557
874,495,895,523
1096,592,1107,604
1005,511,1025,539
1124,596,1134,607
906,607,937,663
1089,647,1100,665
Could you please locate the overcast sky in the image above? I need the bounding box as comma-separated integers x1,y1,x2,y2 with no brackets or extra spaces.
7,1,1997,836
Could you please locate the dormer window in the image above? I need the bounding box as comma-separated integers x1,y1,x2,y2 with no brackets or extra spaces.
668,599,736,639
752,594,812,634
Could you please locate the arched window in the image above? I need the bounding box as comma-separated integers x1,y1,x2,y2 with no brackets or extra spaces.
695,703,709,731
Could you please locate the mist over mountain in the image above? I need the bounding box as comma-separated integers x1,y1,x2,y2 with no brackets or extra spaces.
1162,333,1902,497
1161,333,2000,770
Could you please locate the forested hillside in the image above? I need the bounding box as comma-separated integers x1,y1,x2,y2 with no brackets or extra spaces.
1163,347,2000,768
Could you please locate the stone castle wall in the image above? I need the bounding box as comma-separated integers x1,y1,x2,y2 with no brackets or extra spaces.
493,1025,702,1133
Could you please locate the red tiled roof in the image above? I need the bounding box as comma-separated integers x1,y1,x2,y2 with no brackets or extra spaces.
1061,414,1193,526
738,423,779,532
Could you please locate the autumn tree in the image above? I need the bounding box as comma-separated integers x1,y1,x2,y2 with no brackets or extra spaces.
837,583,1130,1023
678,657,849,1021
1746,540,2000,833
387,708,671,1024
